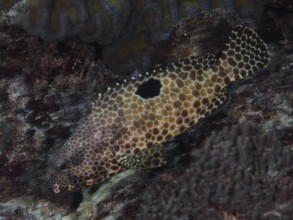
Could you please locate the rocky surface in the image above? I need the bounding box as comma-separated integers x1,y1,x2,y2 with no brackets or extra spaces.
0,1,292,219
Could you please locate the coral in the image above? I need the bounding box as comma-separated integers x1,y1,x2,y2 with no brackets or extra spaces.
0,195,76,219
0,0,15,11
76,169,137,220
136,122,293,219
1,0,266,74
261,0,293,47
0,24,117,203
158,10,244,65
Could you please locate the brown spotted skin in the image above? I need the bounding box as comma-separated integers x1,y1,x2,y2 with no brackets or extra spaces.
45,26,270,193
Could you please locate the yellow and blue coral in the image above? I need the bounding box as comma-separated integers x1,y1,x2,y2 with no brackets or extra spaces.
0,0,265,74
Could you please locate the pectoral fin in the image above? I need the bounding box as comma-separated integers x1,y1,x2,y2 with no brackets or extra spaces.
118,145,166,169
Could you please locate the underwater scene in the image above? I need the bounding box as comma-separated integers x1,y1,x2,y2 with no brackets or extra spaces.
0,0,292,219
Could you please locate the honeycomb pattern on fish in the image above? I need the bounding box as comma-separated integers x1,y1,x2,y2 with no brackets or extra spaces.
43,25,270,193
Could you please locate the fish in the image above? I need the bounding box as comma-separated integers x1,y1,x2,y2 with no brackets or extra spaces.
42,25,270,193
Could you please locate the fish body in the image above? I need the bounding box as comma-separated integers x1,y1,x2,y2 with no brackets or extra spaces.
45,26,270,193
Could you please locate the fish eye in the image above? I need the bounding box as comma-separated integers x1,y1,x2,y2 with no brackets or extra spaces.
58,163,67,171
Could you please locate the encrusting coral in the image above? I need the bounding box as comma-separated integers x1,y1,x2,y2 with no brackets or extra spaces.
136,122,293,220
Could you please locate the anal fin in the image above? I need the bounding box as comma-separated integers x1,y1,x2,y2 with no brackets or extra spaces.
207,87,230,114
118,145,166,169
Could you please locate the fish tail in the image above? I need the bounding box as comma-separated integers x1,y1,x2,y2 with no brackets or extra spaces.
218,25,270,82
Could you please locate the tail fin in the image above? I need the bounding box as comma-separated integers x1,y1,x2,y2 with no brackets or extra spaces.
218,25,270,82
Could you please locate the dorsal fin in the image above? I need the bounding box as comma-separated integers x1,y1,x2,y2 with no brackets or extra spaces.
190,53,217,71
170,53,217,74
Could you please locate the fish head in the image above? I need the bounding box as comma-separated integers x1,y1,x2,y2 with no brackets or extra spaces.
45,161,74,194
44,142,115,194
44,149,83,193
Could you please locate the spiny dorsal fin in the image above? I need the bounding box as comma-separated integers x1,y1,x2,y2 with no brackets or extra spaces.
118,145,166,169
217,25,270,81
